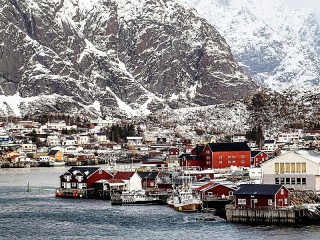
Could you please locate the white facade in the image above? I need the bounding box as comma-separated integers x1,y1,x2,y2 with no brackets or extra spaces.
21,143,37,153
63,137,77,146
128,172,143,192
277,132,300,143
47,135,60,146
77,135,89,145
261,151,320,191
95,134,107,143
231,135,247,143
47,120,68,130
263,140,277,152
126,136,143,145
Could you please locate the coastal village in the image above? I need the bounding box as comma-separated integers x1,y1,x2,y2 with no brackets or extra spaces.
1,116,320,224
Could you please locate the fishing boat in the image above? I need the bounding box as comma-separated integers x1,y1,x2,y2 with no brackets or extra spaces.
112,190,166,205
172,186,202,212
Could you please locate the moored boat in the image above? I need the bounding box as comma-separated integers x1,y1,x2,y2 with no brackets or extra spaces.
112,190,166,205
172,186,202,212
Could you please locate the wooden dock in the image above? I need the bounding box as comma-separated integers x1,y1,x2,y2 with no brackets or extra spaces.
226,205,310,225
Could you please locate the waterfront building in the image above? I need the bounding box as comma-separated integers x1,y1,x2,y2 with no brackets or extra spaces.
233,184,290,208
261,151,320,191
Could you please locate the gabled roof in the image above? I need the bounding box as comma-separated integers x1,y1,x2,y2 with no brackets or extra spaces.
191,145,205,154
196,182,218,191
65,166,101,178
251,150,268,158
113,171,135,180
234,184,284,196
48,150,60,155
137,172,159,180
179,154,204,161
207,142,250,152
196,182,236,192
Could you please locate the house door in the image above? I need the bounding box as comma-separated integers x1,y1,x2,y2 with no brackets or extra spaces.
250,199,256,208
278,199,283,207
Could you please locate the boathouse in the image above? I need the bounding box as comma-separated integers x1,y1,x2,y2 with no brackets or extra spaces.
233,184,290,208
57,167,113,197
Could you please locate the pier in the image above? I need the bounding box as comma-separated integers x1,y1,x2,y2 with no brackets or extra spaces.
225,204,320,225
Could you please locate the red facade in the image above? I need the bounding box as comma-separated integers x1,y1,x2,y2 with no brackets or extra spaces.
196,183,235,200
252,151,269,166
60,168,113,189
234,185,290,208
169,148,179,156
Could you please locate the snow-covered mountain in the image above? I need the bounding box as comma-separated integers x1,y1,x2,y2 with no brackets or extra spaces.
184,0,320,90
0,0,256,117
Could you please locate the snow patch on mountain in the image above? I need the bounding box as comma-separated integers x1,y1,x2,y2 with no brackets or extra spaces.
183,0,320,90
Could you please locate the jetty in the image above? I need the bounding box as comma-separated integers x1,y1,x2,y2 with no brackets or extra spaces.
226,204,320,225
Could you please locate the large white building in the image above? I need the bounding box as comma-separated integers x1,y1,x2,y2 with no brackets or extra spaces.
261,151,320,191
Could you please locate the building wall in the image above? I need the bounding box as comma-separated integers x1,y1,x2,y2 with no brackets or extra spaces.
212,151,251,169
235,191,289,208
261,152,320,191
129,173,142,192
87,170,112,189
202,185,234,199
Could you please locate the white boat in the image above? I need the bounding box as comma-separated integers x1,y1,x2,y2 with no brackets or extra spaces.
112,190,166,205
172,186,202,212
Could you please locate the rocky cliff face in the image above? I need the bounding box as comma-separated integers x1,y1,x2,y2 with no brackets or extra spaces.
0,0,256,117
185,0,320,90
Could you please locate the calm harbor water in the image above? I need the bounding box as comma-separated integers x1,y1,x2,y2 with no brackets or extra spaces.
1,166,320,239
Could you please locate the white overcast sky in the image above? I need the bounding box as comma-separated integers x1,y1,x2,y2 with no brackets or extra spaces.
283,0,320,22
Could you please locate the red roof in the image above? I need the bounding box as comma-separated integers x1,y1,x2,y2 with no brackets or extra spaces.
196,182,216,191
10,155,21,159
113,171,135,180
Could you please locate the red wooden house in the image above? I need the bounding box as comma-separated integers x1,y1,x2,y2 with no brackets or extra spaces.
203,142,251,169
233,184,290,208
137,171,160,191
169,148,180,156
179,154,204,169
251,150,269,167
196,182,236,200
59,166,113,190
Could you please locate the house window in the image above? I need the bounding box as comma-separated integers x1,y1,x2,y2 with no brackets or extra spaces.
302,163,306,173
241,155,244,158
291,163,295,173
229,191,234,196
206,156,210,160
238,199,246,205
302,178,306,185
207,192,212,196
280,178,284,184
285,163,290,173
150,182,154,187
280,163,284,173
72,182,76,188
275,163,279,173
219,161,222,164
206,150,210,154
268,199,273,205
291,178,295,185
228,161,231,163
284,198,288,205
82,183,87,188
285,178,290,184
280,189,284,195
296,163,301,173
297,178,301,184
219,156,222,159
275,178,279,184
241,160,245,163
65,175,70,181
